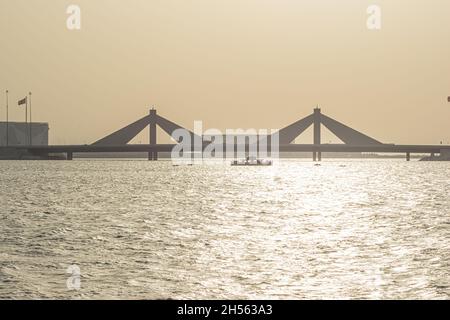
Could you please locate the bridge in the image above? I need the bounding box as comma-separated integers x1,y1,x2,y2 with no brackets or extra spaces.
6,107,450,161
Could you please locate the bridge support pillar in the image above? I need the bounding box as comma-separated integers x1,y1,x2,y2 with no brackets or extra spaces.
406,152,410,161
67,152,73,161
313,107,321,145
148,151,158,161
149,108,157,161
313,107,321,162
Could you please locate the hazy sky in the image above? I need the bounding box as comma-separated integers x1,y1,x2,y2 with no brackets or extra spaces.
1,0,449,144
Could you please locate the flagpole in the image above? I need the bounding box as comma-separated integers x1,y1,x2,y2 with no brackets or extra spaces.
25,96,28,145
29,92,32,146
5,90,8,146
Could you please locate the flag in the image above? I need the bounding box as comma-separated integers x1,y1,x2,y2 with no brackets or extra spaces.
18,97,27,106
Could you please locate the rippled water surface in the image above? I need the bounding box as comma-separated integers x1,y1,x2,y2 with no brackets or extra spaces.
0,159,449,299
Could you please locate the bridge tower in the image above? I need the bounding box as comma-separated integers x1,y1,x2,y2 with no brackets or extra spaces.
93,107,199,160
149,108,157,160
313,107,321,161
273,106,383,161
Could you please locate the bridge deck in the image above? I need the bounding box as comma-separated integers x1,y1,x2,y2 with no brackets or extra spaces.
14,143,450,155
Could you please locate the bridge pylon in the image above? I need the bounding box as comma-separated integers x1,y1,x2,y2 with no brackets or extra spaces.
92,107,199,160
149,108,157,160
273,106,382,161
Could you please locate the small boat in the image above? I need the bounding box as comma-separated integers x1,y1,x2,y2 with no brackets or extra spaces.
231,156,272,166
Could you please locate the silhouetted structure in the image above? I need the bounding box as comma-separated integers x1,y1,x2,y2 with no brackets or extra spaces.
93,108,200,160
0,122,49,146
92,107,382,161
4,107,449,161
274,107,381,161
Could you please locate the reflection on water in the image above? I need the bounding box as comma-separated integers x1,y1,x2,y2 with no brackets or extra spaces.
0,159,449,299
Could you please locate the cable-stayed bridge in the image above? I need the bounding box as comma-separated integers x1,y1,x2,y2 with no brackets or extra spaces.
6,107,450,161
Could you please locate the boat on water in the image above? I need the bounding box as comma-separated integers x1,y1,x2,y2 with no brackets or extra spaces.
231,156,273,166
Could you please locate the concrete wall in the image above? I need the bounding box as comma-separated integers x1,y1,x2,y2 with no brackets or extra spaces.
0,122,49,146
